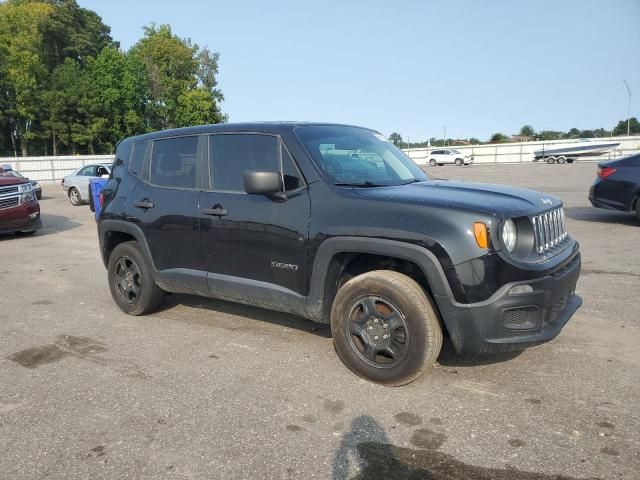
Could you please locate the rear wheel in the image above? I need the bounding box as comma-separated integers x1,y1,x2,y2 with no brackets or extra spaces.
331,270,442,386
557,156,567,164
108,241,165,315
547,156,556,164
68,187,82,206
429,159,437,167
455,158,463,166
635,199,640,222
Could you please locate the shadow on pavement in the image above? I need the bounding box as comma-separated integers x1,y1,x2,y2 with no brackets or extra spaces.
0,213,81,240
565,206,638,226
331,415,601,480
436,339,522,367
159,293,332,338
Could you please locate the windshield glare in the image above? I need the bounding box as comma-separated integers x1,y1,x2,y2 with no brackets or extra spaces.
295,126,428,186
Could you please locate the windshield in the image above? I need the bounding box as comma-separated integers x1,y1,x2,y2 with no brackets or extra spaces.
295,126,428,186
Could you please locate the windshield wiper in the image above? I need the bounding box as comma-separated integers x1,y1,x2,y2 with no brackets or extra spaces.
334,181,385,187
399,178,420,185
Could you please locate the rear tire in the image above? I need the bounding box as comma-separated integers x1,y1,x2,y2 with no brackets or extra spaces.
331,270,442,386
547,156,556,164
455,158,463,166
429,159,437,167
557,156,566,164
108,241,165,315
68,187,82,206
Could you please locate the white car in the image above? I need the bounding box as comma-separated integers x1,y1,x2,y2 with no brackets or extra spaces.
62,163,111,205
425,149,473,167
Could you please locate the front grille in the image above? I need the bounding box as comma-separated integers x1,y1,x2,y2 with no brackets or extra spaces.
0,196,19,210
532,206,567,254
0,185,19,195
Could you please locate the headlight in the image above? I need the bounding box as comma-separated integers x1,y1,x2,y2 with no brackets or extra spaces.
19,183,36,203
501,219,517,252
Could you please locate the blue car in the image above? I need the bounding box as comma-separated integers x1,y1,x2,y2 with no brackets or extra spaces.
589,154,640,221
89,178,109,220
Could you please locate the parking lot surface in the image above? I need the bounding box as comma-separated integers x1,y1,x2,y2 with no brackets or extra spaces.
0,162,638,480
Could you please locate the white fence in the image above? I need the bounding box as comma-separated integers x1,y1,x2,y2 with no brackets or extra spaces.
403,135,640,164
0,154,114,183
2,135,640,182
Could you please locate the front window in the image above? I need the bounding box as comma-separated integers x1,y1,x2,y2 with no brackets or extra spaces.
295,126,427,186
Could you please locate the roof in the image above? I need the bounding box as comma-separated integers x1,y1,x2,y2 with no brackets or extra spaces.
123,121,376,143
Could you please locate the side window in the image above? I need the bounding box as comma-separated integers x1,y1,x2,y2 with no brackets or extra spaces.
78,166,95,176
150,136,198,189
282,145,303,191
209,134,278,192
130,142,146,177
96,165,109,176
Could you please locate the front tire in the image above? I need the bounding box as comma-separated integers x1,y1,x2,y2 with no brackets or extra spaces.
331,270,442,386
68,187,82,206
108,241,165,315
429,159,437,167
455,158,463,166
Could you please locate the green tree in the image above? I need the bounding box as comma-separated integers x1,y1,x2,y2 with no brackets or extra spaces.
389,132,403,146
537,130,563,141
612,117,640,136
519,125,535,137
0,0,53,156
489,133,509,143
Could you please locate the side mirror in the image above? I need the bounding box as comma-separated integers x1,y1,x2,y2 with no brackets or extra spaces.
243,170,282,195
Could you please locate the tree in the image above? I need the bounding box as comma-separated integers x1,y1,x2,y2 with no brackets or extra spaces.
519,125,535,137
489,133,509,143
537,130,563,141
0,0,53,155
389,132,403,146
612,117,640,136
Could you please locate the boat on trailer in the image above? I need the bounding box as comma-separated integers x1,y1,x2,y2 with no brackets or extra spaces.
533,140,620,164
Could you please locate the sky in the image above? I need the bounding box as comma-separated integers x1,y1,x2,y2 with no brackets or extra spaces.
79,0,640,142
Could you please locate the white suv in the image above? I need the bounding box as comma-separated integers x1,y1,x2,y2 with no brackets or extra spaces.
425,149,473,166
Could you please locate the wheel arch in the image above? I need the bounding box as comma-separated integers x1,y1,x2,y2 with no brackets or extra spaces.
307,237,454,328
98,220,156,272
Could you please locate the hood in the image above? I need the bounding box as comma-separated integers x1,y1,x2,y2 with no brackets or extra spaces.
0,175,28,187
351,179,562,218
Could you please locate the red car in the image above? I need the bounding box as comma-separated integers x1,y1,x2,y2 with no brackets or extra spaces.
0,166,41,235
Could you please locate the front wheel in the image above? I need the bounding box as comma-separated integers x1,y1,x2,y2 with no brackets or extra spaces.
331,270,442,386
108,241,165,315
455,158,463,166
429,159,437,167
68,187,82,206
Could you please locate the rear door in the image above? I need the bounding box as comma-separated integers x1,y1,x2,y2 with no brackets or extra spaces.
199,133,310,302
126,135,207,292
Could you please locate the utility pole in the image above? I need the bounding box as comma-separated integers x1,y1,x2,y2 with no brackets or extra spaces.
443,126,446,147
623,80,632,136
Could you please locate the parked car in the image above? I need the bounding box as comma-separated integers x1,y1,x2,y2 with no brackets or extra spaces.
97,122,581,385
1,165,42,200
426,149,473,166
62,163,111,206
0,165,41,235
589,154,640,220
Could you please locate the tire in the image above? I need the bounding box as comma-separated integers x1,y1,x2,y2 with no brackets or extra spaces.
15,230,36,236
455,158,463,166
68,187,82,206
635,199,640,223
330,270,442,386
108,241,165,315
557,156,566,164
429,159,437,167
547,157,556,164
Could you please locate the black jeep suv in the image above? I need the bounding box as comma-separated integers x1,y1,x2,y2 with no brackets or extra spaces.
98,123,581,385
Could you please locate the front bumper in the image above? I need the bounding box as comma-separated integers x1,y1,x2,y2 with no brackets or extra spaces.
436,251,581,354
0,211,41,234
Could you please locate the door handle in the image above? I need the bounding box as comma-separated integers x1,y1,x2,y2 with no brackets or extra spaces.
202,205,228,217
134,200,154,209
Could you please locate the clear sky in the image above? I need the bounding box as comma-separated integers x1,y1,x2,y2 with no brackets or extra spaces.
79,0,639,141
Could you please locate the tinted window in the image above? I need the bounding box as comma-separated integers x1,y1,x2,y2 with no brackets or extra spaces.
150,136,198,188
209,134,278,192
96,165,109,176
130,142,146,177
78,166,95,176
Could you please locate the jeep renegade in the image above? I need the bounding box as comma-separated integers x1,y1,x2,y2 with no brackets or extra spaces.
98,123,582,385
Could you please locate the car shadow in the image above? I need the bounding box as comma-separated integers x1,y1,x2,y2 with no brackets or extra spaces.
0,213,81,240
437,339,522,367
158,293,332,338
565,206,638,226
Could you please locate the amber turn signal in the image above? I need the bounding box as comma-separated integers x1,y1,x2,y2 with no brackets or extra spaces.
473,222,489,248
